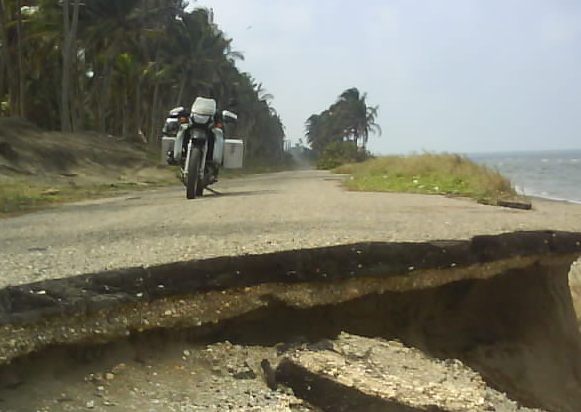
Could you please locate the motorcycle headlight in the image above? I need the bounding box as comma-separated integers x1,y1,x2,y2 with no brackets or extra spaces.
193,114,210,124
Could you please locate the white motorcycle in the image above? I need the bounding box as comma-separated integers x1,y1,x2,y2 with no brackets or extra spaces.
164,97,242,199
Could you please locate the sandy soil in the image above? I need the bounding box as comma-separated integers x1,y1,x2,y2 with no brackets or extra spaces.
0,338,317,412
1,170,581,288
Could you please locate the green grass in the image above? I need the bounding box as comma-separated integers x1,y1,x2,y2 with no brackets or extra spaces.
0,178,175,216
334,153,522,205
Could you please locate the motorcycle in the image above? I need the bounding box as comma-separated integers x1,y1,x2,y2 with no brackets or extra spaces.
164,97,239,199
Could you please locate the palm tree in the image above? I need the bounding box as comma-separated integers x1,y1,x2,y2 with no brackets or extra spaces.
304,87,381,154
0,0,289,166
361,104,381,148
337,87,381,148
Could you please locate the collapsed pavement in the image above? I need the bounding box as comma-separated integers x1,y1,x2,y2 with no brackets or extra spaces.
0,231,580,411
276,333,541,412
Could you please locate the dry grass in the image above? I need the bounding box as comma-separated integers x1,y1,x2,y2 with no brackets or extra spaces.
335,153,521,204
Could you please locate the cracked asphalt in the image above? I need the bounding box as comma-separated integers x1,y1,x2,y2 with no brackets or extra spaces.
2,170,581,288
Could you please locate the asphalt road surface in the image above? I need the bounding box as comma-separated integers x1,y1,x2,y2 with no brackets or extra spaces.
2,170,581,288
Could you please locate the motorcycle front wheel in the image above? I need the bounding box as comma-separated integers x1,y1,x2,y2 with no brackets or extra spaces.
186,147,203,199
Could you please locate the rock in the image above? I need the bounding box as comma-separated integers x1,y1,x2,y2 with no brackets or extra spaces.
260,359,277,390
232,368,257,380
104,372,115,381
497,198,532,210
111,363,126,374
41,188,60,196
276,333,537,412
86,400,95,409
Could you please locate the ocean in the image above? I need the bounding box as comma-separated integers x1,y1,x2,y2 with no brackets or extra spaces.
469,150,581,204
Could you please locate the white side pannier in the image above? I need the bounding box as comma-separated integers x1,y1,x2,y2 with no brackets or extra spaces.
223,139,244,169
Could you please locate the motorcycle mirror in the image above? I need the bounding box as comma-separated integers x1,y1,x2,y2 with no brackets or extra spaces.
222,110,238,122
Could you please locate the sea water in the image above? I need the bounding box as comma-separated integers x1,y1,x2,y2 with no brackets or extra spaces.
470,150,581,204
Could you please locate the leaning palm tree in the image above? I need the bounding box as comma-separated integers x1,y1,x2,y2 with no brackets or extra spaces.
304,87,381,154
362,104,381,148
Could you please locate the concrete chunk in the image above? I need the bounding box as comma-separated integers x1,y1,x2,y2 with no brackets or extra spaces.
277,333,540,412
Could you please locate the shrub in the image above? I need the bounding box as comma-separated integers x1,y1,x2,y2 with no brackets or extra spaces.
334,153,518,204
317,141,371,170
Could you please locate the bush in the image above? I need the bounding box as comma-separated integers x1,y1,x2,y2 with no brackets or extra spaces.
317,141,370,170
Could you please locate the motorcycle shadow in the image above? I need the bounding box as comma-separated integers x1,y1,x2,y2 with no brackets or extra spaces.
205,188,279,198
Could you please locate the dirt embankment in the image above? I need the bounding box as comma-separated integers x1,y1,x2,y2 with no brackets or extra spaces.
0,231,580,411
0,118,174,213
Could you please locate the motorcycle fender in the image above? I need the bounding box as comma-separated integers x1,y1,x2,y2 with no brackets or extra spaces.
191,129,207,146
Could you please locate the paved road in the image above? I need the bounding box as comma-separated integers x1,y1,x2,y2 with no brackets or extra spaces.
2,170,581,288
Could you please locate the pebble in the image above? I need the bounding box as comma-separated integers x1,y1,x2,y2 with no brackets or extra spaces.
112,363,126,374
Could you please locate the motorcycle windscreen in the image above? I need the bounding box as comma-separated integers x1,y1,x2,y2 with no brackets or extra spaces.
191,97,217,116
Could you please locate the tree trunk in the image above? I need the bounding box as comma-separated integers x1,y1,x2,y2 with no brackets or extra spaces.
0,21,5,105
147,46,163,146
0,0,17,116
175,76,186,106
96,62,113,133
0,54,5,102
71,56,81,131
15,0,23,117
60,0,71,131
121,91,129,138
148,79,160,147
135,76,144,142
61,0,80,132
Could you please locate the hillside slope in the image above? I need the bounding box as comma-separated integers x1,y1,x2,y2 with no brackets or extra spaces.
0,118,174,213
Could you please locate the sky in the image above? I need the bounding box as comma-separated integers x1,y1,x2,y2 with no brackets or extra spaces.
193,0,581,154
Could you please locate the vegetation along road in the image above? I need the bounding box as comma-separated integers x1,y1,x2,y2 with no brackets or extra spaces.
2,170,581,289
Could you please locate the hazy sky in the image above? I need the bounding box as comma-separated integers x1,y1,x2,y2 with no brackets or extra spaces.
193,0,581,154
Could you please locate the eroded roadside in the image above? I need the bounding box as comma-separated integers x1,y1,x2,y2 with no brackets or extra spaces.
1,231,580,411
